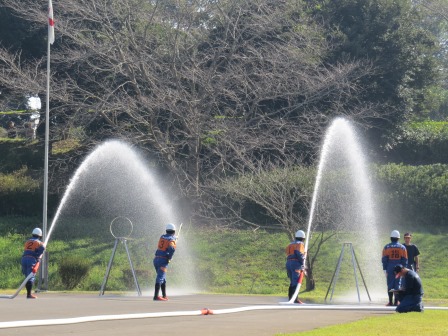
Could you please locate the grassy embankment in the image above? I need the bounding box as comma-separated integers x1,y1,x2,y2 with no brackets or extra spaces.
0,216,447,302
1,216,447,335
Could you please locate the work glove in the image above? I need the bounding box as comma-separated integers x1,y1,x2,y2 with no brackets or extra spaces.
32,261,41,273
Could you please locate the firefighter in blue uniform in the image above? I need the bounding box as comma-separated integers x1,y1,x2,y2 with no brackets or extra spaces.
21,228,46,299
382,230,408,306
285,230,306,304
153,223,177,301
393,264,424,313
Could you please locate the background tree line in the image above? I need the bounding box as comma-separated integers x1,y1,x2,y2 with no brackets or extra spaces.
0,0,447,232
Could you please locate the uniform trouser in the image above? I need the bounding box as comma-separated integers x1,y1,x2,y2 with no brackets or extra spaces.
386,265,401,291
286,260,303,300
153,257,169,284
153,257,169,298
396,295,423,313
386,265,402,304
21,257,37,295
286,260,302,285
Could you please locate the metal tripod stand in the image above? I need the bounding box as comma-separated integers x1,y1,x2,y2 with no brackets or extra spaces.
99,237,142,296
325,242,371,302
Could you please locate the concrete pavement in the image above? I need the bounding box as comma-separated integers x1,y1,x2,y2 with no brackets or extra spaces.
0,293,393,335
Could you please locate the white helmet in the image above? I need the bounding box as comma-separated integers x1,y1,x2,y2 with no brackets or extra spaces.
32,228,42,237
166,223,176,232
390,230,400,239
295,230,306,239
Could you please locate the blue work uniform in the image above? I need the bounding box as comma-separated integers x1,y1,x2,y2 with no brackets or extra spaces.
396,270,424,313
153,234,177,284
382,242,407,291
21,237,45,284
285,241,305,286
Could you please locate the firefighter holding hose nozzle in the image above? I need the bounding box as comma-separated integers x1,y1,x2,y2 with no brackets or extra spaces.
21,228,46,299
285,230,306,304
153,223,177,301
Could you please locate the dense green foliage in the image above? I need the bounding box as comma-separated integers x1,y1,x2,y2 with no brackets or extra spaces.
385,121,448,164
57,255,91,290
313,0,440,124
0,0,446,217
0,166,43,216
2,160,448,232
373,163,448,232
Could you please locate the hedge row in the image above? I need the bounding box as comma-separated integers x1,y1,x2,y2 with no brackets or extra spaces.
1,161,447,232
385,121,448,164
373,163,448,232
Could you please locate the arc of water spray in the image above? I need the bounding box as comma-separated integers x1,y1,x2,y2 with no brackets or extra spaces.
1,145,107,298
281,122,334,305
283,118,379,304
177,223,183,241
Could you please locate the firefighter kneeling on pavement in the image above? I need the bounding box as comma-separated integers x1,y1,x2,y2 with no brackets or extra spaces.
393,264,424,313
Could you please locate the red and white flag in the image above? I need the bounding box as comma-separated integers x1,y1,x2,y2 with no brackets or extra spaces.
48,0,55,44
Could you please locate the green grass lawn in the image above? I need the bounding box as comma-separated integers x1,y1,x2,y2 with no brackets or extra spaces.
279,311,448,336
1,217,447,334
1,219,446,301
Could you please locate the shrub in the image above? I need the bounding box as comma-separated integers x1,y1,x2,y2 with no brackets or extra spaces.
122,269,150,289
58,255,91,290
385,121,448,164
0,166,39,192
373,163,448,231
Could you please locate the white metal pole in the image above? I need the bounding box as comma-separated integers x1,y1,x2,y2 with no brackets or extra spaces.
40,11,52,291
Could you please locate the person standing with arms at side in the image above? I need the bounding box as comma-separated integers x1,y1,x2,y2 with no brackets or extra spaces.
382,230,408,306
21,228,46,299
285,230,306,304
403,232,420,272
153,223,177,301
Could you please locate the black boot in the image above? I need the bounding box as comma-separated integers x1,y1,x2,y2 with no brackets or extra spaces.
26,282,36,299
26,282,32,296
153,283,160,300
289,286,297,300
153,283,167,301
288,285,294,300
161,282,167,298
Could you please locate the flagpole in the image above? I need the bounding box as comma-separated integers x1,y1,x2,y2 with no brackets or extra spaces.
40,0,54,291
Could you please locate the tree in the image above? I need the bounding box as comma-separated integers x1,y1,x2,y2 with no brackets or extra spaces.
310,0,440,129
413,0,448,120
203,163,368,290
0,0,379,210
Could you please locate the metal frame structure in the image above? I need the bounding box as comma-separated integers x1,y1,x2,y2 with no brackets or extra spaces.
325,242,371,303
99,237,141,296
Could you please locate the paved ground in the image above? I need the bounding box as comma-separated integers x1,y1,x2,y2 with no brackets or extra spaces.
0,293,393,335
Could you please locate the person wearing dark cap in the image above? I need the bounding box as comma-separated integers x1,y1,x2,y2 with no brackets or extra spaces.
393,264,424,313
382,230,408,306
403,233,420,272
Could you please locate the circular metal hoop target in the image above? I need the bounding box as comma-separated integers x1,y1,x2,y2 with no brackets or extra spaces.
110,216,133,239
